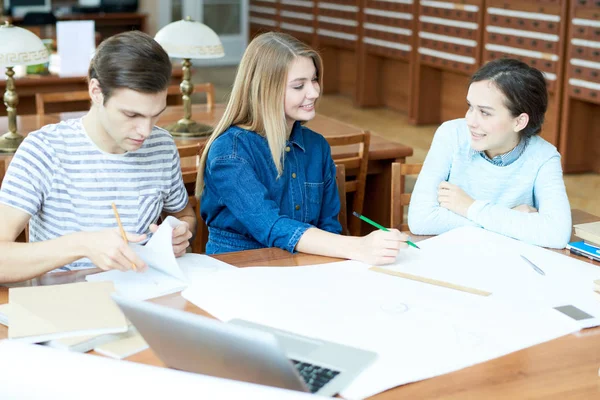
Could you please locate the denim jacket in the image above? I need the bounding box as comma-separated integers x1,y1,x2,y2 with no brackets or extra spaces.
201,122,342,254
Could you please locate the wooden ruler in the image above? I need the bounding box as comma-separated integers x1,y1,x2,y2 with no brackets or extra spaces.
369,267,492,297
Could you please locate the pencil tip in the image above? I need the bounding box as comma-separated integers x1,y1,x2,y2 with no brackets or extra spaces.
352,211,360,217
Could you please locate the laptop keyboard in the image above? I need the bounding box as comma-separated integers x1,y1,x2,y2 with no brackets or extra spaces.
290,359,341,393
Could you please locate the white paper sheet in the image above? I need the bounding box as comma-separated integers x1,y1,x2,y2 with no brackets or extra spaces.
0,341,316,399
182,260,580,399
385,227,600,328
86,217,236,300
56,21,95,77
136,216,188,282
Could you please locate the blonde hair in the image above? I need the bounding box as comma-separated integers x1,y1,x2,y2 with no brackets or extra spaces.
196,32,323,196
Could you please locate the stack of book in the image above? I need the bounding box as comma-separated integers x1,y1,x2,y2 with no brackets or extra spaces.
0,281,147,357
566,221,600,262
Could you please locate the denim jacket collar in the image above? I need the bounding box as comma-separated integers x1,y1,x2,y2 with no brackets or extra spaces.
288,121,306,152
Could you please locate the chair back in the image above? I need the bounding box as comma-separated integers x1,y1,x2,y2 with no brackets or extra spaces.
391,162,422,231
167,83,216,110
35,91,91,116
177,143,207,253
335,163,348,235
327,131,371,236
35,86,204,116
0,161,5,186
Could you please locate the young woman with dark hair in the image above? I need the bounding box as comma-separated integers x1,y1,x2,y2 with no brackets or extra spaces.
408,58,571,248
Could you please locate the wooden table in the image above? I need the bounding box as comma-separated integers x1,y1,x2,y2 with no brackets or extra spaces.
0,104,413,234
10,12,148,39
1,210,599,398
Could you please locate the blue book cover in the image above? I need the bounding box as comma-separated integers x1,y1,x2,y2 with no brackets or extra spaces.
567,241,600,262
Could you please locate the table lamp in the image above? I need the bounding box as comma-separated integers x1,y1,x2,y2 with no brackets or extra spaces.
155,16,224,137
0,21,49,153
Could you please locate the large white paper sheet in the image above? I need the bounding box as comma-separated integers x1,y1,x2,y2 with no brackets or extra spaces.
0,341,316,399
386,227,600,328
182,260,580,399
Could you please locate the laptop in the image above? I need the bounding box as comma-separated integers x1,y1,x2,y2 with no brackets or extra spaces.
112,295,376,396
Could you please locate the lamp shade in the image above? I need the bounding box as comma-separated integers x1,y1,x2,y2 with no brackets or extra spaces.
0,23,49,68
155,17,225,59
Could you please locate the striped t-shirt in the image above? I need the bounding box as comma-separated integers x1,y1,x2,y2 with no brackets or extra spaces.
0,118,188,270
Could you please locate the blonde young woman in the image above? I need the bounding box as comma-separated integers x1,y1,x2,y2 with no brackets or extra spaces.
196,32,407,265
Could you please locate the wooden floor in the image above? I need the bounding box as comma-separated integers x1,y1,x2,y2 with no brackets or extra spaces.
318,95,600,217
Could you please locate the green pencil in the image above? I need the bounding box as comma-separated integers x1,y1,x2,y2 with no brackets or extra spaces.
352,211,420,249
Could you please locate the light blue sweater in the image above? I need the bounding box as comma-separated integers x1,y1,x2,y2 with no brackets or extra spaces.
408,118,572,248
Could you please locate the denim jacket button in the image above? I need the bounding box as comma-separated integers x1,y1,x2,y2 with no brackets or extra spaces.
295,204,300,210
285,146,291,152
292,172,297,178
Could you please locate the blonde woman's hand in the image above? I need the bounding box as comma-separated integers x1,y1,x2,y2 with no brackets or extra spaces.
353,229,408,265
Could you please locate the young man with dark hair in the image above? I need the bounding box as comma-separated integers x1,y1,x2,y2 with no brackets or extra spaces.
0,31,196,283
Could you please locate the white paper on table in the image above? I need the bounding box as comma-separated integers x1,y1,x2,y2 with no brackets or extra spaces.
384,227,600,328
135,216,188,282
182,260,580,399
0,341,316,400
87,217,236,300
56,21,95,77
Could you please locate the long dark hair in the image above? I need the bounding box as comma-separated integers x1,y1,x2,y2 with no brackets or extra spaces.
470,58,548,138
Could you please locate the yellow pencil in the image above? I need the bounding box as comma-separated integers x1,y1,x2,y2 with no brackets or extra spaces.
111,202,137,271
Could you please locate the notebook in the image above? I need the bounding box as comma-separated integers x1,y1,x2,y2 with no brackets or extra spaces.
574,222,600,247
8,281,128,343
93,330,148,359
566,241,600,263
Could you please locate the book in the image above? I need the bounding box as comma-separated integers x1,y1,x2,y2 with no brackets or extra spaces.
8,281,128,343
46,331,129,353
566,241,600,263
93,329,148,359
573,221,600,247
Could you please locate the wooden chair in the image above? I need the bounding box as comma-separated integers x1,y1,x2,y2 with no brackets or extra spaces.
335,163,348,236
327,131,371,236
35,91,91,116
177,143,207,253
391,162,423,232
167,82,215,110
34,83,215,116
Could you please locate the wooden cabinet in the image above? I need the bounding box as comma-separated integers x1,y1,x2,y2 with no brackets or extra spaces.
247,1,600,173
11,12,148,41
559,0,600,173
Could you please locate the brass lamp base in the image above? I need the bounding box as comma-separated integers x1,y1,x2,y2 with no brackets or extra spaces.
164,118,213,137
0,132,24,153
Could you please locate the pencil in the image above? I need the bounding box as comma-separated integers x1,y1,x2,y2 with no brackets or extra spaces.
352,211,420,249
111,202,137,271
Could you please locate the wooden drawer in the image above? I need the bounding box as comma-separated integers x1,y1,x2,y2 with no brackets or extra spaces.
418,52,477,75
569,63,600,82
486,32,559,54
364,0,413,14
364,43,411,61
364,14,412,30
569,81,600,104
